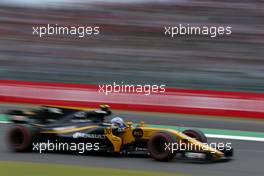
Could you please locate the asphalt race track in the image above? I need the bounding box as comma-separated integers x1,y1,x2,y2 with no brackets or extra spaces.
0,104,264,176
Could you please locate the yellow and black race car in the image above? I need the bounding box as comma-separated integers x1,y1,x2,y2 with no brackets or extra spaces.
6,105,233,161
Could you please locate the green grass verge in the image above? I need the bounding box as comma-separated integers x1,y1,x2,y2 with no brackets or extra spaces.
0,161,188,176
0,114,9,122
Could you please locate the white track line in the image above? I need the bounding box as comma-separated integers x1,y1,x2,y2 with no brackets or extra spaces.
206,134,264,142
0,121,10,124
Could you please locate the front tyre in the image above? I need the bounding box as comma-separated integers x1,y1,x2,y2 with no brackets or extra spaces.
148,132,178,161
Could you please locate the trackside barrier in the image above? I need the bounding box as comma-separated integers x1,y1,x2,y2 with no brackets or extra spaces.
0,80,264,119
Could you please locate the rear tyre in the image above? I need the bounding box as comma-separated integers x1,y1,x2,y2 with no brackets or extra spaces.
6,125,33,152
182,129,207,143
148,132,178,161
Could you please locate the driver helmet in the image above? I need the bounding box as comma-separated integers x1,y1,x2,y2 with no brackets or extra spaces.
111,117,126,128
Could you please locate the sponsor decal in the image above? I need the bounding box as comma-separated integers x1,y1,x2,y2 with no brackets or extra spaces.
73,132,106,139
132,128,144,138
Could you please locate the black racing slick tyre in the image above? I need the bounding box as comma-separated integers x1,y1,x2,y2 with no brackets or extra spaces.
182,129,207,143
148,132,178,161
6,125,34,152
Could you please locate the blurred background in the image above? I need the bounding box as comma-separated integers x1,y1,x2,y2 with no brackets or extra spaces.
0,0,263,91
0,2,264,176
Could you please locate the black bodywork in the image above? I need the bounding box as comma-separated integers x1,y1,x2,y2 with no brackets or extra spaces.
6,106,119,153
7,105,111,124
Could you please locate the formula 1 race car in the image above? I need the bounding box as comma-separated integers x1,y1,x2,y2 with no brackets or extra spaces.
5,105,233,161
